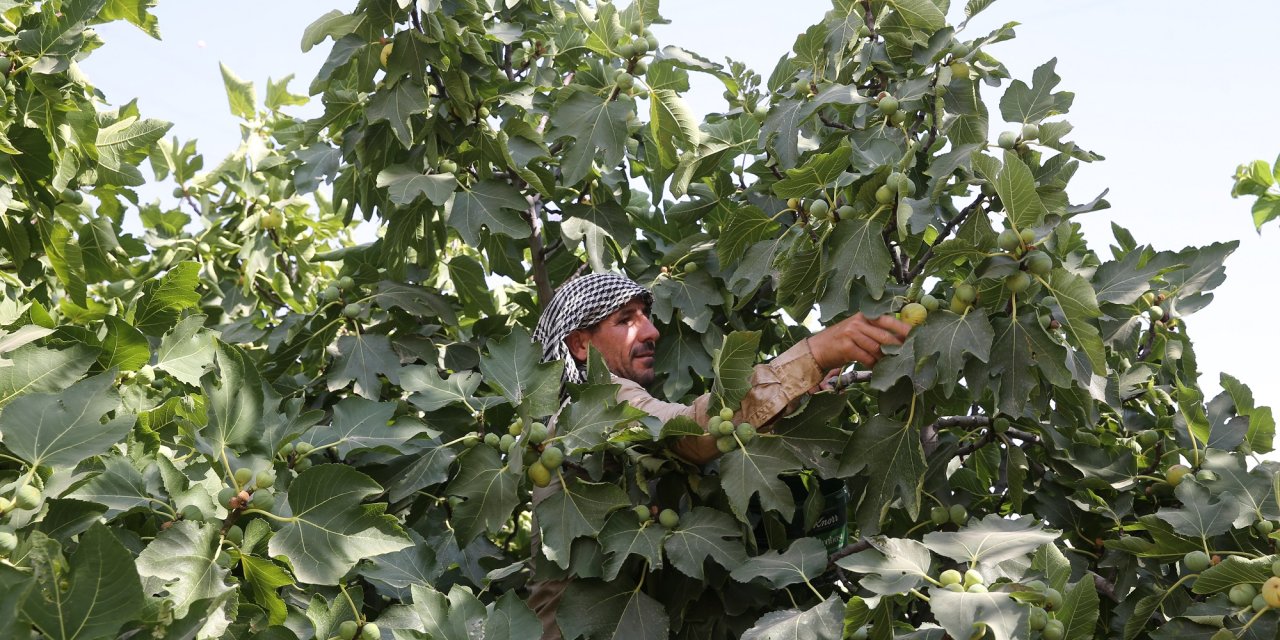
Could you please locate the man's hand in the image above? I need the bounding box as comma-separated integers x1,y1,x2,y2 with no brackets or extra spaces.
808,312,913,370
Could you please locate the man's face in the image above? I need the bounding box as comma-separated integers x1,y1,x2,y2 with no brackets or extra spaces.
566,298,660,385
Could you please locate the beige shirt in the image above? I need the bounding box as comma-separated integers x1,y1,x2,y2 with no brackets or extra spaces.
613,337,827,461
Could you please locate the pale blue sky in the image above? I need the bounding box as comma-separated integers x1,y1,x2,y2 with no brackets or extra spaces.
83,1,1280,412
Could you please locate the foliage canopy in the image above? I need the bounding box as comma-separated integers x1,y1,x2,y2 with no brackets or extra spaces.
0,0,1274,639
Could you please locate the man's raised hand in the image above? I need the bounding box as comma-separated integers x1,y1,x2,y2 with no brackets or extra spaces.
808,312,913,370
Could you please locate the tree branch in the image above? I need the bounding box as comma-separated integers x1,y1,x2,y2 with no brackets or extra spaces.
828,538,872,568
819,112,853,131
904,194,987,282
525,194,553,306
883,223,906,284
833,370,873,390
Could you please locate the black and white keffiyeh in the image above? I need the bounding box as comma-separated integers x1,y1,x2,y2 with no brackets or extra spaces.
533,272,652,384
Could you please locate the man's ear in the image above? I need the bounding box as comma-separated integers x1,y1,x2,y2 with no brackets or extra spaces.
565,329,590,362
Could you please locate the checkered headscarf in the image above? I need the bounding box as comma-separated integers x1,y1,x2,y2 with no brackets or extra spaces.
533,273,652,384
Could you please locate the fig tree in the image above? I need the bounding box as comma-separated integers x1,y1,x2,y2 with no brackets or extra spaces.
966,583,988,593
338,276,355,291
658,508,680,528
836,204,855,219
226,525,244,545
919,294,940,312
949,504,968,525
528,422,549,444
719,406,735,421
716,418,735,436
787,197,801,211
735,422,755,441
716,436,737,453
875,185,895,204
1021,123,1040,140
1019,228,1035,245
1254,593,1269,612
950,61,971,79
342,303,362,319
234,467,253,486
483,433,500,448
615,72,634,90
1263,520,1278,535
633,505,651,522
380,43,393,68
508,421,524,436
939,569,962,586
361,622,380,640
963,569,984,587
997,131,1018,149
954,283,977,304
319,285,340,302
683,261,698,274
499,434,515,452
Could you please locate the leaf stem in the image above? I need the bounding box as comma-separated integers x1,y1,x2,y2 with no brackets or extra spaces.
240,508,297,523
339,583,362,621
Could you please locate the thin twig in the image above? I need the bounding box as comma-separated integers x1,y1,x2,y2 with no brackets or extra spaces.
828,538,872,568
819,112,853,131
904,194,987,282
883,223,906,284
833,370,873,389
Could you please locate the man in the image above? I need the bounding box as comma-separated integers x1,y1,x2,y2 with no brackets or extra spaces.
526,272,912,636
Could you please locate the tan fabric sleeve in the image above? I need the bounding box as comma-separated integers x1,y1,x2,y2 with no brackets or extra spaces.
615,338,826,464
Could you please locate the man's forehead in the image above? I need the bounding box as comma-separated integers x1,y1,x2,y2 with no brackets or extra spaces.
605,297,649,319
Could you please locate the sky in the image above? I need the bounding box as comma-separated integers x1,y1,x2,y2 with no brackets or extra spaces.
81,1,1280,413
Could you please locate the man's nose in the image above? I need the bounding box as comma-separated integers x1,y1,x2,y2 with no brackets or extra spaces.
638,314,660,344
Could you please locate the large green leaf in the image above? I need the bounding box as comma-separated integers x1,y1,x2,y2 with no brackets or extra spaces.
1191,555,1274,594
267,464,411,584
198,341,264,453
1220,373,1276,454
819,218,893,319
240,555,294,626
131,261,200,336
835,537,932,595
484,590,543,640
1200,449,1278,527
95,115,172,186
447,179,531,245
558,384,647,453
929,588,1027,640
731,537,829,589
710,330,761,413
559,578,669,640
921,515,1059,565
910,308,995,395
662,507,747,580
598,509,668,581
989,314,1040,417
1,373,133,468
479,326,563,417
1056,578,1100,640
1153,481,1243,540
740,596,843,640
649,88,699,169
759,84,869,169
154,314,215,386
839,415,926,532
23,524,145,640
366,80,430,147
99,315,149,372
377,165,456,206
328,333,401,399
66,455,150,518
136,521,233,618
386,440,460,503
445,446,520,544
721,437,804,523
998,58,1073,124
972,151,1047,233
535,477,629,569
300,397,425,457
1043,268,1106,376
409,584,488,640
547,91,633,186
219,62,256,119
0,343,97,408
